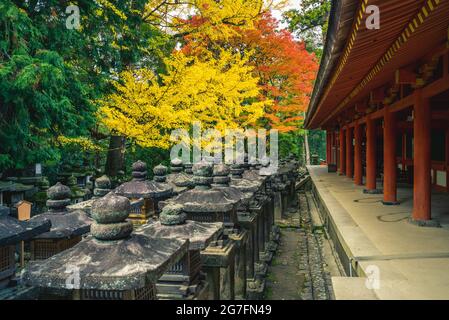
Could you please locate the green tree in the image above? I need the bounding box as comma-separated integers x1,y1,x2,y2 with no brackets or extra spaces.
0,0,175,175
0,2,95,171
282,0,331,163
282,0,331,58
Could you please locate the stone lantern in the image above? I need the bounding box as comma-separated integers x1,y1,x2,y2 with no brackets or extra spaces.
228,162,271,299
230,164,267,254
32,176,50,214
243,162,272,240
23,194,188,300
257,159,281,251
28,182,92,260
243,160,279,259
67,175,112,215
211,163,251,299
285,157,300,209
184,163,193,174
114,161,172,225
277,158,299,215
0,180,34,208
136,204,222,300
166,158,194,196
0,207,51,289
152,164,177,198
93,175,112,199
269,163,288,221
162,161,238,300
67,175,88,204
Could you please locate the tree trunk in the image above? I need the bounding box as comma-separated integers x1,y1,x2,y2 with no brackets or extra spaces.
304,130,311,166
105,135,125,177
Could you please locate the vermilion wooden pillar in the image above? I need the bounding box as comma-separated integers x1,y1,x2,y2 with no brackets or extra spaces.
383,109,399,205
325,132,328,163
446,129,449,194
346,126,354,178
412,90,431,221
329,132,333,164
339,128,346,175
335,132,339,169
354,121,363,186
331,130,337,165
364,116,379,193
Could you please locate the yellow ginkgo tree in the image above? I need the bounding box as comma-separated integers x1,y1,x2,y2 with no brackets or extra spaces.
143,0,288,38
97,48,271,149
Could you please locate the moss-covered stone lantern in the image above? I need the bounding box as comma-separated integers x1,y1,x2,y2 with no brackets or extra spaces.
23,194,188,300
161,161,238,300
136,204,222,300
0,207,51,289
114,161,172,225
211,163,251,299
28,183,92,260
166,158,195,195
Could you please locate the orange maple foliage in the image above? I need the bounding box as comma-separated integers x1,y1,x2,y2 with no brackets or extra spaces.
243,13,318,132
181,12,318,132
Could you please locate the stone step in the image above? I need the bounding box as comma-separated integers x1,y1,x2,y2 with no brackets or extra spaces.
331,277,379,300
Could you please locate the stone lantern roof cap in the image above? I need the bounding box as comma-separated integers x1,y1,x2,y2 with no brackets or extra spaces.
29,210,92,240
229,158,262,193
22,234,188,291
137,205,222,251
168,161,239,213
0,207,51,246
243,168,268,183
211,164,251,207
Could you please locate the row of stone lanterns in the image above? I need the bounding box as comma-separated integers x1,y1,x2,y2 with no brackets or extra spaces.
16,155,300,300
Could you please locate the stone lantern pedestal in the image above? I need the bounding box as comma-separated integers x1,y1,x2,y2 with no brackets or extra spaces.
201,239,236,300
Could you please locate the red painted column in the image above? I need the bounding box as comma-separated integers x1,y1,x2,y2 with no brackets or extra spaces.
336,132,339,169
364,116,378,193
331,131,337,165
326,132,331,164
346,126,353,179
354,121,363,185
339,128,346,175
329,132,333,164
446,129,449,194
402,133,407,172
383,109,399,205
412,90,431,221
